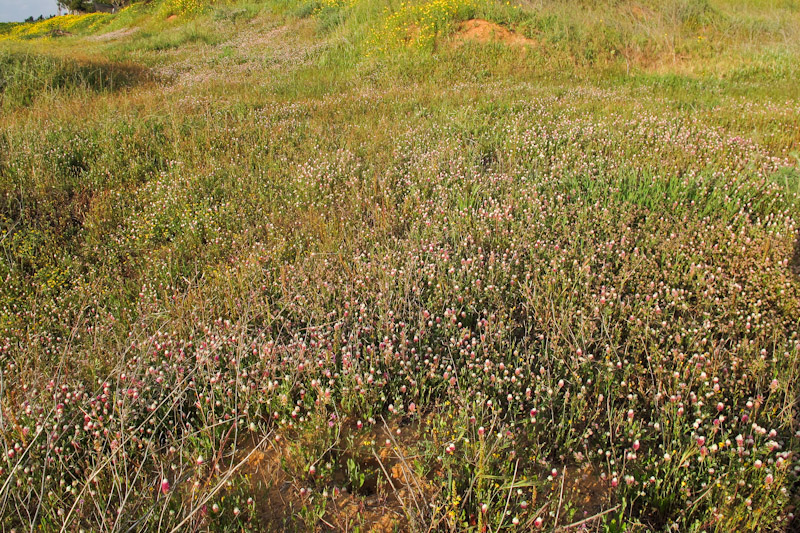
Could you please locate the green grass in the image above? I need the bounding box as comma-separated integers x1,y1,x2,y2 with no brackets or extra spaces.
1,0,799,531
0,49,150,109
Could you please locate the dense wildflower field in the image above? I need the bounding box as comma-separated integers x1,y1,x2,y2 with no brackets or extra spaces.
1,0,800,531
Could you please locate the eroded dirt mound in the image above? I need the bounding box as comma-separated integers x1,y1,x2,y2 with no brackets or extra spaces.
453,19,536,47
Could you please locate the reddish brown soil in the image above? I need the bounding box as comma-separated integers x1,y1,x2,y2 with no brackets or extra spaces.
452,19,537,47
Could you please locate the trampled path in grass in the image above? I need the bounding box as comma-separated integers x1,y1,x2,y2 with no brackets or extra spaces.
1,1,799,531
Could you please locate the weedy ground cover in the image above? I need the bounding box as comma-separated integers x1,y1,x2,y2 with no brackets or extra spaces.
1,0,799,531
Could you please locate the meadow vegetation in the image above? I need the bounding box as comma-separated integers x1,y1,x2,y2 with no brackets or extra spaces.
1,0,799,530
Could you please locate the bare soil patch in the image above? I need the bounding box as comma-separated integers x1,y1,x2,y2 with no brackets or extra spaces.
452,19,537,47
235,421,429,531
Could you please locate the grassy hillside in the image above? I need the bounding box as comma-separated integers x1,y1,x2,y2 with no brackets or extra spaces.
1,0,799,531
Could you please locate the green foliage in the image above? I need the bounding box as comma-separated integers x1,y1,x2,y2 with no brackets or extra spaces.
124,23,219,50
0,22,20,35
0,0,799,531
346,457,366,491
58,0,93,13
0,50,148,109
